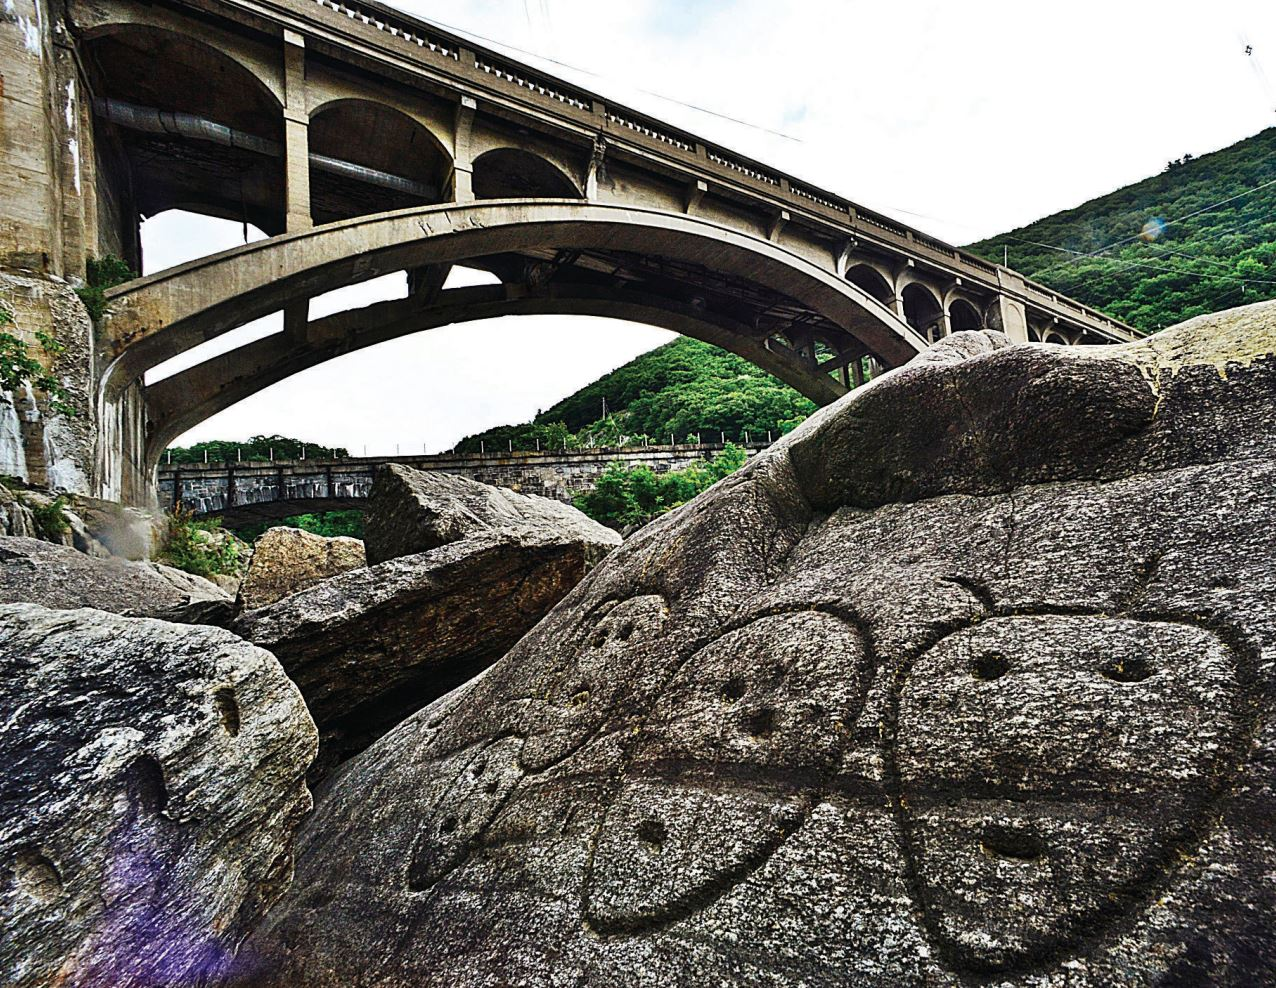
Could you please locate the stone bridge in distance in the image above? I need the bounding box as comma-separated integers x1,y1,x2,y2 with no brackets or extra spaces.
160,443,761,526
6,0,1140,507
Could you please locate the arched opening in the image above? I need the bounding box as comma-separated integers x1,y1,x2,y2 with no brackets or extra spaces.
307,100,450,224
1044,330,1070,345
949,298,983,332
845,264,894,308
82,27,285,267
902,283,944,344
1026,326,1042,342
472,148,581,199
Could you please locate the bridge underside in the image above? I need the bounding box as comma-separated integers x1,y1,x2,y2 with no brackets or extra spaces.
142,253,887,467
104,200,938,474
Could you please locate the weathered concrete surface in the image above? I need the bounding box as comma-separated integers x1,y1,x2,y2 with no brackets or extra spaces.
0,603,316,988
0,536,234,625
233,529,603,782
364,463,621,565
236,527,365,611
243,304,1276,986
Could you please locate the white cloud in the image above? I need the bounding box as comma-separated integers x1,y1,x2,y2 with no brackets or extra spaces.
154,0,1276,453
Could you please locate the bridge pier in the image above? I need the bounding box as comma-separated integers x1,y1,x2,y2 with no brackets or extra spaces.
283,31,313,232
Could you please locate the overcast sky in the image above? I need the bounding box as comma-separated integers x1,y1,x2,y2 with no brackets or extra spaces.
148,0,1276,454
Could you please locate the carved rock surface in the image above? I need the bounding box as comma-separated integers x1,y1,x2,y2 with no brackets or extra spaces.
0,535,234,625
363,463,621,566
237,527,365,611
244,303,1276,987
233,529,602,781
0,603,316,988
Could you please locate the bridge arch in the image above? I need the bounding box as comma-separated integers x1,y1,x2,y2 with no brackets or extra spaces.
75,20,283,106
948,297,983,332
307,99,451,223
844,263,895,308
83,24,289,255
472,148,583,199
102,200,928,426
142,282,812,467
901,283,945,343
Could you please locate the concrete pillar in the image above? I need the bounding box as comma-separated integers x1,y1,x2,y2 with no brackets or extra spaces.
283,299,309,340
993,268,1030,344
585,135,607,201
989,294,1030,344
283,30,311,232
851,358,865,388
452,94,477,203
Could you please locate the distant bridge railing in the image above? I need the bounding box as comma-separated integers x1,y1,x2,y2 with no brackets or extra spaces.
157,441,770,524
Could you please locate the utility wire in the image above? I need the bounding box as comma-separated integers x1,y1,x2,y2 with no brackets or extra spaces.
411,8,803,142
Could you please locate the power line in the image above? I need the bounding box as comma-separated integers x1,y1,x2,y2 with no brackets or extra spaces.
412,9,803,142
1023,236,1276,286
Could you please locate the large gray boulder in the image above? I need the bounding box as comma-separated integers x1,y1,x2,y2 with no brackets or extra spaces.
0,536,235,625
242,301,1276,986
236,527,365,612
363,464,621,566
234,529,605,782
0,604,317,987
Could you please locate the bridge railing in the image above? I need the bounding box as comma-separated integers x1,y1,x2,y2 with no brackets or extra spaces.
157,440,775,517
269,0,1132,341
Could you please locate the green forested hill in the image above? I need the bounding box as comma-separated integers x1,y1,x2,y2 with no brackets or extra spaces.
453,337,815,452
967,127,1276,331
459,126,1276,449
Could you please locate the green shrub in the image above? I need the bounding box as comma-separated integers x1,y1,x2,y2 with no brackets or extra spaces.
574,443,748,530
0,307,77,417
233,509,364,542
76,255,136,321
28,495,69,542
157,508,245,579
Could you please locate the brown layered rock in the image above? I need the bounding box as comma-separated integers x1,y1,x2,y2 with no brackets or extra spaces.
233,529,601,782
363,464,620,566
243,301,1276,986
0,536,234,625
237,527,365,611
0,603,316,987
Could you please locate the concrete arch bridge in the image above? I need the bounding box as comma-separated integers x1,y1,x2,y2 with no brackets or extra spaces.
4,0,1139,505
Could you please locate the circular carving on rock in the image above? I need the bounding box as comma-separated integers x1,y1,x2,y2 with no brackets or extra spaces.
892,614,1246,974
583,610,872,934
518,594,669,772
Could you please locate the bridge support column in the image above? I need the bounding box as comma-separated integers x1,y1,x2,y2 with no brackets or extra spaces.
991,269,1030,344
283,30,312,232
451,95,477,203
989,296,1029,343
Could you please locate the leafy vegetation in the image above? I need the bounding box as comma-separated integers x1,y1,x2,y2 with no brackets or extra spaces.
455,338,815,453
233,509,364,542
966,127,1276,332
165,435,350,465
157,508,245,579
75,255,136,321
0,306,77,417
573,443,748,530
28,495,70,542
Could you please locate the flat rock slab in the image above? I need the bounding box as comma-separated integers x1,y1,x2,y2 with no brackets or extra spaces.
237,527,365,612
242,304,1276,987
363,463,620,566
0,536,234,625
234,529,602,781
0,604,316,988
